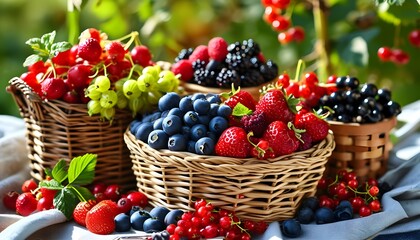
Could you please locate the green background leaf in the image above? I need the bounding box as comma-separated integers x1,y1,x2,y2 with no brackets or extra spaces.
52,159,68,183
67,153,97,185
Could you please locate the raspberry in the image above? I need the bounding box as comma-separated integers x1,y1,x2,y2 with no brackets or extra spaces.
208,37,228,61
240,110,268,138
171,59,194,82
188,45,209,64
77,38,102,62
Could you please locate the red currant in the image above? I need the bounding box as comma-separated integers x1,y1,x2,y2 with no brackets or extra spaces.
105,41,126,62
377,47,392,61
350,197,364,213
126,191,148,208
368,186,379,197
289,26,305,42
117,197,132,214
391,49,410,65
40,77,67,100
22,179,38,193
3,191,20,211
359,205,372,217
369,199,381,212
263,6,279,23
77,38,103,63
104,184,121,201
131,45,153,67
272,16,290,31
36,197,54,211
408,29,420,47
278,31,293,44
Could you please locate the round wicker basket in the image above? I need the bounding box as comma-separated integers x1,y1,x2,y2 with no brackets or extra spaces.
7,77,136,189
124,129,335,222
326,117,397,182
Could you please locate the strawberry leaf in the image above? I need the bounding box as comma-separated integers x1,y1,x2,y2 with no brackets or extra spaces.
23,54,43,67
67,153,97,185
50,42,72,57
41,31,56,50
54,187,79,220
39,179,64,190
232,102,253,117
71,186,95,202
52,159,68,184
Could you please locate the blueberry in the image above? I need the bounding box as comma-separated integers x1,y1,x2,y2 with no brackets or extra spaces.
190,124,207,141
206,93,222,104
167,108,184,119
208,104,219,117
158,92,181,112
143,217,166,233
193,98,211,115
209,116,228,135
187,140,197,153
148,130,169,149
162,115,183,135
164,209,184,226
183,111,199,127
179,96,194,112
217,105,232,118
207,131,217,142
198,115,210,125
130,206,141,216
130,210,151,231
191,93,206,101
315,207,335,224
280,219,302,238
135,122,154,142
149,206,171,224
297,207,314,224
181,126,191,140
168,134,187,151
153,117,164,130
334,206,353,221
300,197,319,210
114,213,131,232
195,137,215,155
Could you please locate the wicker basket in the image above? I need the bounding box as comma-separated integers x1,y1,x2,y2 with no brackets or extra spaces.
124,129,335,222
326,117,397,182
7,77,136,189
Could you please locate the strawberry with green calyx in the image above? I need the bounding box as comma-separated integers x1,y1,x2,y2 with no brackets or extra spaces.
294,110,330,143
220,84,257,111
39,153,97,220
256,86,300,124
262,121,305,157
247,132,274,160
215,126,251,158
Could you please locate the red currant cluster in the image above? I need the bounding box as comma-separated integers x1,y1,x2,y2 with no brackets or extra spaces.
317,169,382,217
90,182,149,209
261,0,305,45
166,199,268,240
377,29,420,65
276,71,337,110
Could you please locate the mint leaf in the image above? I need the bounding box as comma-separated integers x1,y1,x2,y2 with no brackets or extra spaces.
39,179,64,190
25,38,42,48
54,188,78,220
71,186,95,202
41,31,56,51
52,159,68,183
50,42,72,57
67,153,97,185
23,54,43,67
232,103,252,117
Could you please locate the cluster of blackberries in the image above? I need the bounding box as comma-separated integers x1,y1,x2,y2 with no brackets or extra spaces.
317,76,401,123
175,39,278,88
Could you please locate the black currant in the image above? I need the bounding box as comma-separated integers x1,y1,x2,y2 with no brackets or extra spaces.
335,76,347,89
337,114,352,123
366,108,383,123
344,76,360,90
360,83,378,98
357,104,370,117
362,97,377,109
377,88,392,104
344,89,361,104
384,100,401,118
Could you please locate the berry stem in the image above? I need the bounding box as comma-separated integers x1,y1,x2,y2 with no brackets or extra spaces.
293,59,305,82
312,0,332,81
66,0,80,45
393,22,401,48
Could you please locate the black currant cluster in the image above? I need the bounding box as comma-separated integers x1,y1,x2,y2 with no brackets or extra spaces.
317,76,402,123
175,39,278,88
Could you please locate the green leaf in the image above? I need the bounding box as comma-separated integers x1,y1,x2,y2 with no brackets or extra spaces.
41,31,56,51
71,186,95,202
23,54,42,67
232,103,253,117
50,41,72,57
67,153,97,185
25,38,42,48
39,179,64,190
54,188,79,220
52,159,68,183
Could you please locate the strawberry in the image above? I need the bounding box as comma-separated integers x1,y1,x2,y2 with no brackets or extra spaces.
77,38,102,63
215,127,251,158
221,86,257,111
262,121,301,157
16,192,38,216
294,111,329,143
86,200,119,235
255,88,298,123
73,200,97,227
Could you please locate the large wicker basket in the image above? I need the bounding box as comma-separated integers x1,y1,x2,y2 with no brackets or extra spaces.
326,117,397,182
7,77,136,189
124,129,335,222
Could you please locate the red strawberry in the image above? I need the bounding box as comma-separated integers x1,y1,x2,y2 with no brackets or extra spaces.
208,37,228,61
262,121,301,157
77,38,102,63
215,127,251,158
86,200,119,235
73,200,97,227
255,88,297,123
16,192,38,216
222,87,256,111
294,111,329,143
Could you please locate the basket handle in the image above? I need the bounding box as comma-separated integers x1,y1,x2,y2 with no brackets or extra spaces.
7,77,44,119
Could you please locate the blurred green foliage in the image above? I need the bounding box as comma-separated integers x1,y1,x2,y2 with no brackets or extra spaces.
0,0,419,117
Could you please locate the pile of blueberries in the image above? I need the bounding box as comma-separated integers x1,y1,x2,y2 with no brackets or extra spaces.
129,92,231,155
318,76,401,123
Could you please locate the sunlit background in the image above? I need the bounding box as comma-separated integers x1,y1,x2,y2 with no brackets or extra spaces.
1,0,419,116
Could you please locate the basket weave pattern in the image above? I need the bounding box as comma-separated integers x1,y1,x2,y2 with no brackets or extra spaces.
125,129,335,222
8,77,136,189
326,118,397,181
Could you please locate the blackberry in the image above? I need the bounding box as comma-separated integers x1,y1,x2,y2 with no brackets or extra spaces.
241,39,261,57
240,69,265,87
259,59,278,82
193,68,217,87
174,48,193,62
240,110,267,137
216,68,239,88
225,53,253,73
192,59,206,71
205,59,224,72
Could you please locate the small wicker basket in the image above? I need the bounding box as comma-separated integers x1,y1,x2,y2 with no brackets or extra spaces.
124,129,335,222
7,77,136,189
326,117,397,182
